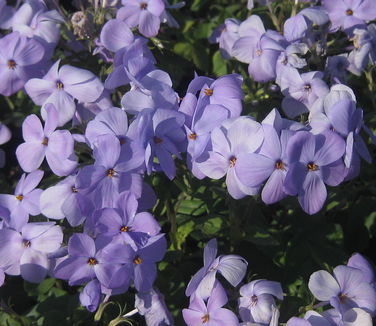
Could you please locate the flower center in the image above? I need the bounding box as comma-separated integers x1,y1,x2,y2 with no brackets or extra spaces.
119,137,126,145
23,240,31,248
87,257,98,265
42,137,49,146
134,256,142,264
307,162,318,171
120,225,129,232
153,136,163,144
250,295,258,307
107,168,116,177
56,81,64,89
16,194,23,201
275,160,285,170
201,314,209,323
303,84,311,92
255,49,263,56
204,88,213,96
71,186,78,193
229,156,237,168
7,59,17,69
339,292,347,303
140,2,148,9
188,133,197,140
346,9,353,16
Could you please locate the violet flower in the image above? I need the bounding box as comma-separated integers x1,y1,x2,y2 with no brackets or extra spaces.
127,108,186,180
284,131,346,215
54,233,134,289
185,239,247,299
25,60,104,126
96,191,160,250
132,234,167,292
76,134,144,207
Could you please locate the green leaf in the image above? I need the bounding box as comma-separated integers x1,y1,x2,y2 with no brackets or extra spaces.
212,51,228,76
176,220,195,249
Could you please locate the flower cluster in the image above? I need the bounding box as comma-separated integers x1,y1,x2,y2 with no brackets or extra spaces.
183,239,282,326
183,240,376,326
0,0,375,325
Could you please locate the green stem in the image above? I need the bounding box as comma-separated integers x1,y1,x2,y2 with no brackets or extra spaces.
4,96,15,110
365,68,376,110
166,197,178,250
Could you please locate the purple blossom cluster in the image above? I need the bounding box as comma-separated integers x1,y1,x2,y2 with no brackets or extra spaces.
183,240,376,326
0,0,375,325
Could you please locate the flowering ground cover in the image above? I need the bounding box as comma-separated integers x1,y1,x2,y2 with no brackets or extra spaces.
0,0,376,325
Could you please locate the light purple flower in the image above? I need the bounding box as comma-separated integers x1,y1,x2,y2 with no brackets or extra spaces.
100,19,134,53
197,117,263,199
0,32,45,96
40,174,94,227
11,1,63,53
85,107,129,147
135,288,174,326
280,69,329,118
347,253,375,284
0,170,44,231
308,265,376,315
185,238,248,299
0,222,63,283
236,125,293,205
117,0,165,37
16,104,77,176
79,279,102,312
25,60,104,126
238,279,283,324
183,281,239,326
323,0,376,33
0,122,11,168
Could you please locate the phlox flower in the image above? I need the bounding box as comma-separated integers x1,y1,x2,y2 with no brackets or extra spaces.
25,60,104,126
16,104,77,176
0,222,63,283
185,239,248,299
183,281,239,326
